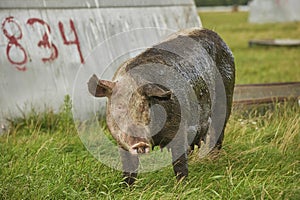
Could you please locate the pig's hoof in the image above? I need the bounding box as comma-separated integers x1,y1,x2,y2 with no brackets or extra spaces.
130,142,150,154
124,176,136,186
123,172,137,186
176,173,188,183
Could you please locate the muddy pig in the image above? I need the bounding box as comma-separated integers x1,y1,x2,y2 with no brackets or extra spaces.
88,28,235,185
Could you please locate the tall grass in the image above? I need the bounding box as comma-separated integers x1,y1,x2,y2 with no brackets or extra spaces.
1,99,299,199
1,12,300,199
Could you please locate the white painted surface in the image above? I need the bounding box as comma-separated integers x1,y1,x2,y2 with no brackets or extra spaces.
0,0,194,8
197,5,249,12
249,0,300,23
0,0,201,131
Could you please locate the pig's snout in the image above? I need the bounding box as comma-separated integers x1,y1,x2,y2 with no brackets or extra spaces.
130,142,150,154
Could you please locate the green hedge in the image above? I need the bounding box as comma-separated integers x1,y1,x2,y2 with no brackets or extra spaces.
194,0,251,6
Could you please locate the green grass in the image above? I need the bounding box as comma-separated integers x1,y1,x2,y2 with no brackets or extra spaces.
199,12,300,84
1,12,300,199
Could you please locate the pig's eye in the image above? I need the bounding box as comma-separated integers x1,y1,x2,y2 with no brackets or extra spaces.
150,95,171,101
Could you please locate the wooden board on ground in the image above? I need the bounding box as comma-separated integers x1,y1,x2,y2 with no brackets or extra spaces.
233,82,300,106
249,39,300,47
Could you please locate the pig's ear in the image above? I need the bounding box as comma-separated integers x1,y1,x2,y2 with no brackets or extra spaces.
138,83,171,99
88,74,115,97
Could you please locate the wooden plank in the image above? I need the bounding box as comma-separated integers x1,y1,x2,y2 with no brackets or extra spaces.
249,39,300,47
233,82,300,106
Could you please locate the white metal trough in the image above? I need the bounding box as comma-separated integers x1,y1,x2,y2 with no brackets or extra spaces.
0,0,202,131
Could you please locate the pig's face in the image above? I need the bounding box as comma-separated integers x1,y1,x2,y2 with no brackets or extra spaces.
88,74,171,154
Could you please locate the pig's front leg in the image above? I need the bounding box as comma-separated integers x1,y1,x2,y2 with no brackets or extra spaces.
171,147,188,181
119,148,139,185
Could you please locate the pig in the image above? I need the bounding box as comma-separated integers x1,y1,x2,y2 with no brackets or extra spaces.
88,28,235,185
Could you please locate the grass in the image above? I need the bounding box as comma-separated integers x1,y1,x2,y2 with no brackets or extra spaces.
199,12,300,84
1,12,300,199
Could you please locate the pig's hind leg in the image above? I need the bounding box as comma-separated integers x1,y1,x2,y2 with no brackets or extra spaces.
171,146,188,182
119,148,139,185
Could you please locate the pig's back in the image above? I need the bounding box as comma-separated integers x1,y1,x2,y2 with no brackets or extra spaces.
125,28,235,118
124,28,235,147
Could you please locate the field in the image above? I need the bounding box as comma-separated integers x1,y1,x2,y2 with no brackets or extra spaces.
1,12,300,199
200,12,300,84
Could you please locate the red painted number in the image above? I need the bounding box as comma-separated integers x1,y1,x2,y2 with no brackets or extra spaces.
1,17,85,71
2,16,27,71
27,18,58,62
59,20,84,64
